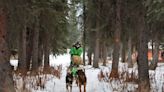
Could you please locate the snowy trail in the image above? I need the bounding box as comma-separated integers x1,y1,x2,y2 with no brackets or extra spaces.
23,53,112,92
32,67,109,92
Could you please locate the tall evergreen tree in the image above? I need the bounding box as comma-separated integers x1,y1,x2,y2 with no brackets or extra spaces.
0,5,15,92
110,0,122,78
136,0,150,91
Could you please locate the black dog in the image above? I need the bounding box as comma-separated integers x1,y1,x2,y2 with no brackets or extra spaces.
66,72,73,92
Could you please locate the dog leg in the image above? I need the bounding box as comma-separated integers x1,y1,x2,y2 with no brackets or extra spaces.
70,85,72,92
84,83,86,92
66,84,68,92
76,78,78,86
79,84,82,92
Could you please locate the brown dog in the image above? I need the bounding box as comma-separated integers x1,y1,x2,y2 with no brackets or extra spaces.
76,70,87,92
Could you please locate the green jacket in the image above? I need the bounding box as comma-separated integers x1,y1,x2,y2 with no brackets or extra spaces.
69,47,83,56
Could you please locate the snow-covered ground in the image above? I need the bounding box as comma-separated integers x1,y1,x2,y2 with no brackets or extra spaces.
10,53,164,92
11,53,111,92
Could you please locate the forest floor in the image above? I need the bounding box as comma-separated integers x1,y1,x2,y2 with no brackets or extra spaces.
10,53,164,92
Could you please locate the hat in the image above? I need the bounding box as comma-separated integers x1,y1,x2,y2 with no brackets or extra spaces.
74,42,81,48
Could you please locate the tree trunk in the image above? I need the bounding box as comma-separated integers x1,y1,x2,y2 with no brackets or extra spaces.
102,41,107,66
31,21,39,71
136,1,150,91
38,31,44,67
121,38,126,63
93,0,100,68
83,0,86,66
151,39,154,55
44,31,50,69
0,8,15,92
87,48,92,65
38,44,43,66
93,20,100,68
127,36,133,68
26,28,33,70
110,0,121,78
149,33,159,70
18,25,27,74
99,43,103,62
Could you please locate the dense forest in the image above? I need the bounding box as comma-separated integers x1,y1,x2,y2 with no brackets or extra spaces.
0,0,164,92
